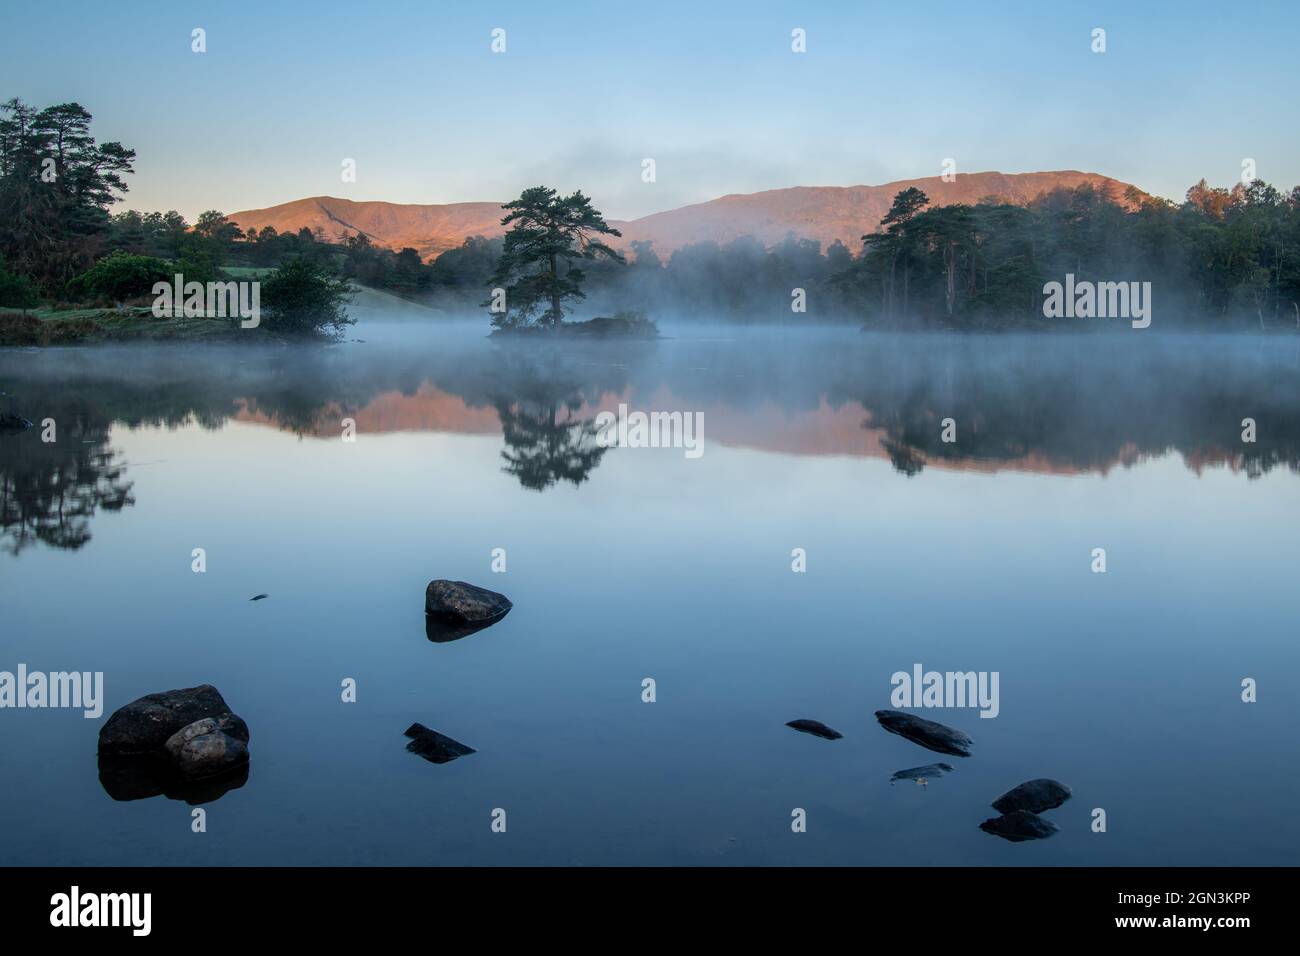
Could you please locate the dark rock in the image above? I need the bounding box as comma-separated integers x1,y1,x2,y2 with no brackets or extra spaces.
0,413,34,432
97,752,248,805
163,714,250,780
874,709,973,757
404,722,476,764
992,778,1072,814
98,684,235,755
785,719,843,740
424,580,512,627
249,594,268,601
979,810,1060,842
890,762,954,783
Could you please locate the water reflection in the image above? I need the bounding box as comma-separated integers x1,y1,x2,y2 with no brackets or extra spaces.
0,405,133,554
2,330,1298,552
97,753,248,806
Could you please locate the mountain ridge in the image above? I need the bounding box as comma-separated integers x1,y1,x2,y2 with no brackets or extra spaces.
228,171,1144,261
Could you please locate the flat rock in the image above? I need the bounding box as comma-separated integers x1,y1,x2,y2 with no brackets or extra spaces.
424,580,512,626
890,762,954,783
404,722,476,764
874,709,973,757
992,778,1072,814
786,719,843,740
163,714,250,780
98,684,235,755
979,810,1060,842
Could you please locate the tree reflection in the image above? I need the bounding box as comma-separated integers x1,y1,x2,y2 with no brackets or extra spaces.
0,419,134,554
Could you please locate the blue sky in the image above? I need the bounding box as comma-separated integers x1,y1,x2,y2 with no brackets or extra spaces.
2,0,1296,221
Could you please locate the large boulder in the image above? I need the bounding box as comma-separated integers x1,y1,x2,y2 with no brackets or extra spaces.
163,714,250,780
874,709,973,757
425,580,512,625
992,778,1072,815
979,810,1060,842
98,684,235,755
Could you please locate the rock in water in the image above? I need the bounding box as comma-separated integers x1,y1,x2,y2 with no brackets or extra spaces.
979,810,1060,842
98,685,236,754
992,778,1072,814
874,710,973,757
890,763,954,783
424,580,512,626
163,714,250,780
786,719,843,740
249,594,268,602
0,413,34,432
404,723,476,764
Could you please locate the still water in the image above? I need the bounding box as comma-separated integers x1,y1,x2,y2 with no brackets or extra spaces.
2,313,1299,865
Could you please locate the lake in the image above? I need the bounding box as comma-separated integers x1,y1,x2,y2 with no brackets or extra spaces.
2,309,1299,866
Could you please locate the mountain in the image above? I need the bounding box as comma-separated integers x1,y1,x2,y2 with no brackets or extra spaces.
228,171,1143,261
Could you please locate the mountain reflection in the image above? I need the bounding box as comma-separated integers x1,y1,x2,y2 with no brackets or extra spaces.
2,330,1298,551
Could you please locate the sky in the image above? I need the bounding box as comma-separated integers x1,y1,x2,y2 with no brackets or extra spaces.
1,0,1297,222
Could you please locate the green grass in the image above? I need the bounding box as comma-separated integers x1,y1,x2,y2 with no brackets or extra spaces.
0,306,266,345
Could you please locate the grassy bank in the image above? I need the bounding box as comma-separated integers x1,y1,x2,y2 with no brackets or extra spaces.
0,307,267,346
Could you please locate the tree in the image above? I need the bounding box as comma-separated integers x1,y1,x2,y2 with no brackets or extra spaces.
259,259,354,337
486,186,624,329
861,187,929,318
0,99,136,293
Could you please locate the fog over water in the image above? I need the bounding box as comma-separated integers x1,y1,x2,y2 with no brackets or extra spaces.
1,309,1298,865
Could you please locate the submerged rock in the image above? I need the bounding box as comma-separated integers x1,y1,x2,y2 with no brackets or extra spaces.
992,778,1072,815
163,714,250,780
786,719,843,740
0,413,33,432
979,810,1060,842
874,710,973,757
424,580,512,627
404,722,476,764
890,762,954,783
98,684,236,755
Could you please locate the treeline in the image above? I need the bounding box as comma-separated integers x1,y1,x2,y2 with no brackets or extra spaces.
4,98,1299,330
408,179,1300,329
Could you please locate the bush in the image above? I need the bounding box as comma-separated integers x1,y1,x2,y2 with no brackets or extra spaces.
259,259,354,336
66,251,171,303
0,260,40,308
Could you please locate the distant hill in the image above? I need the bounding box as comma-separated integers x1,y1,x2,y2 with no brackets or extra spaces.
229,171,1144,261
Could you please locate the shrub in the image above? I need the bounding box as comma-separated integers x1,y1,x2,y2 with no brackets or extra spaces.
259,259,354,336
66,252,171,303
0,260,40,309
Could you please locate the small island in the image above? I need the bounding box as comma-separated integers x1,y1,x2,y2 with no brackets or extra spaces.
484,186,659,339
